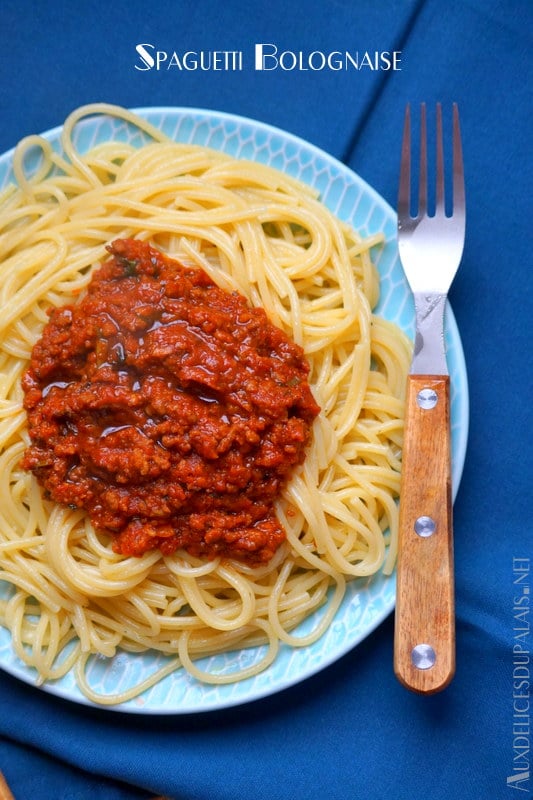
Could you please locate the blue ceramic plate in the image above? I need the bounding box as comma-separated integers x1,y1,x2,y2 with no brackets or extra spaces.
0,107,469,713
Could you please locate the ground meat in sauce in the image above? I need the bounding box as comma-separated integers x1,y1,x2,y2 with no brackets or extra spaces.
21,238,320,563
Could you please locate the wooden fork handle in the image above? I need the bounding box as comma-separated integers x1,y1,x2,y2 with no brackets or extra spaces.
394,374,455,694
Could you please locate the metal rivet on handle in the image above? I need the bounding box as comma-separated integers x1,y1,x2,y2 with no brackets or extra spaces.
417,388,438,409
411,644,436,670
414,516,436,537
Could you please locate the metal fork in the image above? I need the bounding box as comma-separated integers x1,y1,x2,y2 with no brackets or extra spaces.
394,103,465,694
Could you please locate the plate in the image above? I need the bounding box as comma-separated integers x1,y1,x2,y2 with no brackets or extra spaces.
0,107,469,713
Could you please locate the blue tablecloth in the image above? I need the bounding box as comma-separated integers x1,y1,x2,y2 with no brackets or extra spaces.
1,1,531,798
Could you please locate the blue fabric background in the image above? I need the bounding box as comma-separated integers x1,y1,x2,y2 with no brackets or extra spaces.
1,1,531,798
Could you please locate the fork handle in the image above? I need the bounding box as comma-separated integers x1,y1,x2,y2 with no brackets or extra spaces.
394,374,455,694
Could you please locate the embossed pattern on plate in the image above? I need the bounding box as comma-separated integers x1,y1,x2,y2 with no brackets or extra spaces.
0,108,469,713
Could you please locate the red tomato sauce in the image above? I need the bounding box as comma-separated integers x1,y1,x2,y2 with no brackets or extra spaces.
21,239,320,563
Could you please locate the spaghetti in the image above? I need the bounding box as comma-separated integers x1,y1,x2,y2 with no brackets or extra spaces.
0,104,411,704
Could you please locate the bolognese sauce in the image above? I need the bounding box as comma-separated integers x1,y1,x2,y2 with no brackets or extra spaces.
21,239,320,563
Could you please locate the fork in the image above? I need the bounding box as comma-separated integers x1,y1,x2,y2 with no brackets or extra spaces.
394,103,465,694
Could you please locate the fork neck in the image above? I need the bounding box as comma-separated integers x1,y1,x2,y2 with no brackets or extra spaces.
411,292,448,376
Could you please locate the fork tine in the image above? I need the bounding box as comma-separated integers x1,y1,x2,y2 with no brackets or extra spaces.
452,103,465,214
435,103,445,215
418,103,427,217
398,104,411,220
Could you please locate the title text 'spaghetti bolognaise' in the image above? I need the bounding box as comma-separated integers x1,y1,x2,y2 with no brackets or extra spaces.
0,104,410,704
